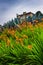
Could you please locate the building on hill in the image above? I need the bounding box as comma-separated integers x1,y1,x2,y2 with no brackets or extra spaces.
16,11,43,25
17,12,34,23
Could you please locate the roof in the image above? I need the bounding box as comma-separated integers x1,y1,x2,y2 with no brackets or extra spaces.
17,12,34,17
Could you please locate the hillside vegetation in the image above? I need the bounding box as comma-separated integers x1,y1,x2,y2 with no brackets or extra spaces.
0,22,43,65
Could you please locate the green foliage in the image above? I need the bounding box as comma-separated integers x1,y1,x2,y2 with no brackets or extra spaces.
0,27,43,65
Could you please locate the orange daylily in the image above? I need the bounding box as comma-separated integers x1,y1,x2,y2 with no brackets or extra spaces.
19,38,23,42
6,39,10,46
15,35,20,41
23,35,28,38
28,45,32,49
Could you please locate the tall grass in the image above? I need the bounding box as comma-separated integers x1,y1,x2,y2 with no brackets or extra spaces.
0,25,43,65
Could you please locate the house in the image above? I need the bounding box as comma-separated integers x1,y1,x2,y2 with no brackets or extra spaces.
17,12,34,23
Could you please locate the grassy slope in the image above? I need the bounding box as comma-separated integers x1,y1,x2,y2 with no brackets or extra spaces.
0,22,43,65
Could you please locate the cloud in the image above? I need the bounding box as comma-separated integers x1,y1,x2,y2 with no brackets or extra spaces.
0,0,43,25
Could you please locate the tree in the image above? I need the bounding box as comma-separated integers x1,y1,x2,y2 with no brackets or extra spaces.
36,11,42,18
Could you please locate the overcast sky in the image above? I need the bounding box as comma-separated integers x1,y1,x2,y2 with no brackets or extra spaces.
0,0,43,25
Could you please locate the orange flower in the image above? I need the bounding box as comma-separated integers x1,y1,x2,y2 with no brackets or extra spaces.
6,39,10,46
28,45,32,49
35,25,38,28
16,36,19,41
41,18,43,20
16,41,19,44
11,30,15,35
23,35,28,38
8,29,15,37
19,38,23,42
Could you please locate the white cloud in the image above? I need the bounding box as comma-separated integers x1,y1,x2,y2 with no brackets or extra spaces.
0,0,43,25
